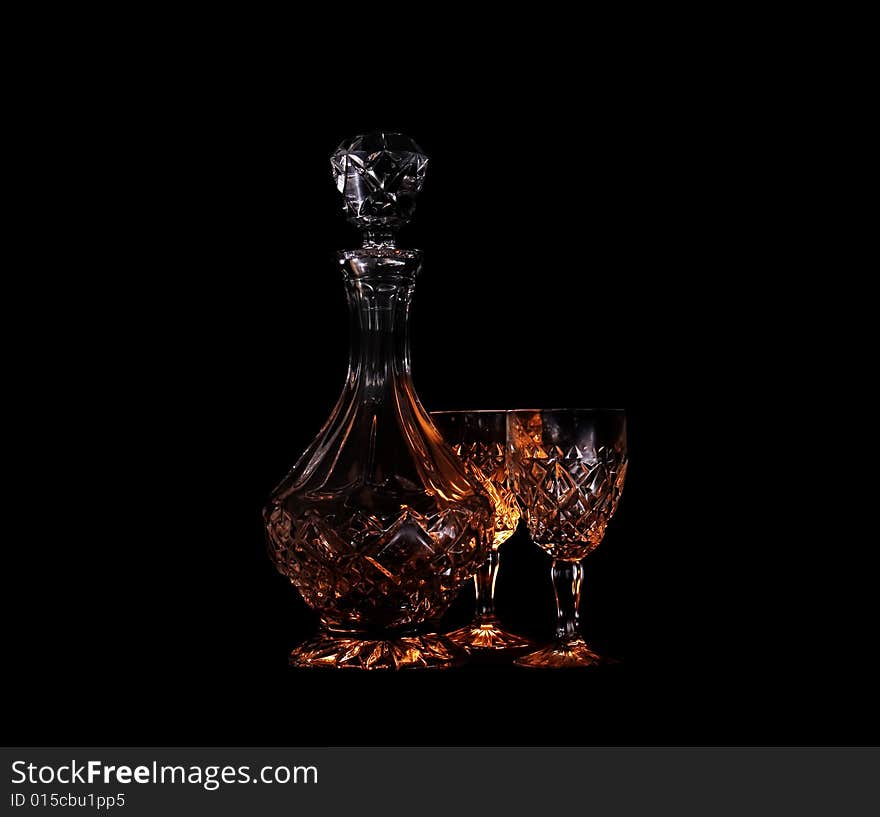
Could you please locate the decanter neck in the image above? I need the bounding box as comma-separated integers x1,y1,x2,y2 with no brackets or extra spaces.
340,251,421,397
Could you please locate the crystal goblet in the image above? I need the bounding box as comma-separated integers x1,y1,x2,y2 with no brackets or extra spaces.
507,409,627,668
431,411,532,650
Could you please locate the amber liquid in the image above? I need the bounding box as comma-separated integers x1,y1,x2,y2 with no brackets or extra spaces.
449,441,521,548
267,487,489,632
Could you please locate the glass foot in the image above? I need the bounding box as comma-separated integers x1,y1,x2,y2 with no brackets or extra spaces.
289,631,467,670
447,619,533,650
513,637,616,669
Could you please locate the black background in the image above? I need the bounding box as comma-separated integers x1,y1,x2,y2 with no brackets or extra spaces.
6,95,876,748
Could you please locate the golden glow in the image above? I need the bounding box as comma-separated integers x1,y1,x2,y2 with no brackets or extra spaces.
289,632,464,670
446,622,532,651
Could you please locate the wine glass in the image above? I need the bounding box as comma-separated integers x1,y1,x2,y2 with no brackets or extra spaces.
507,409,627,668
431,410,532,649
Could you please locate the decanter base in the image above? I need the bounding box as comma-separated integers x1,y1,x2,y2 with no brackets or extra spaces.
289,631,468,670
513,637,617,669
446,619,533,651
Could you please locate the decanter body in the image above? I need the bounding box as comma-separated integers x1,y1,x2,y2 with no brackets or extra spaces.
265,133,493,669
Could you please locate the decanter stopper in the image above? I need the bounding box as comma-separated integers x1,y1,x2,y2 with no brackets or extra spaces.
330,131,429,248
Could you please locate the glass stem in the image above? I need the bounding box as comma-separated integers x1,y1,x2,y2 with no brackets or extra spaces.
473,550,500,624
551,559,584,643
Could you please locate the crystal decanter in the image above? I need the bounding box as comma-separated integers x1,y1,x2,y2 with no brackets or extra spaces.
265,132,493,670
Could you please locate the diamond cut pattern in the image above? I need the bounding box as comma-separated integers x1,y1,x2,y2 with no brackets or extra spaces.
289,632,463,670
449,440,521,548
331,132,428,229
266,501,486,630
508,413,627,561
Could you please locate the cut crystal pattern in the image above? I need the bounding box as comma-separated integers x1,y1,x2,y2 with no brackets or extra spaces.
330,132,428,237
431,410,532,651
267,501,487,631
449,439,521,548
289,632,464,671
265,133,492,669
508,411,628,562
